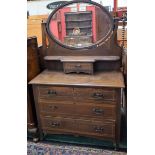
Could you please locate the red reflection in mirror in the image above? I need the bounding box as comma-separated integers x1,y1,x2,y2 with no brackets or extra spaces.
48,3,113,48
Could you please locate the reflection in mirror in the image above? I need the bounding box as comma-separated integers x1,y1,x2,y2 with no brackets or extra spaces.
48,2,113,48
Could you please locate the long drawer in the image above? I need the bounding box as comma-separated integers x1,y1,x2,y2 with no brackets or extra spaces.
38,86,116,103
40,101,116,119
41,116,115,138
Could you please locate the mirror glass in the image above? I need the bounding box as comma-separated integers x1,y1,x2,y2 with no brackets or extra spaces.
48,2,113,48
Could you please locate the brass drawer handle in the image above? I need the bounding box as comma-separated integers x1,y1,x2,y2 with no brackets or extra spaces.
48,90,57,95
92,108,104,115
75,64,81,68
49,105,58,110
94,126,104,132
92,92,104,99
51,122,60,127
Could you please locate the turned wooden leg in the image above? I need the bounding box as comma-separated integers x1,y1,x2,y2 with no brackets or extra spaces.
28,127,40,142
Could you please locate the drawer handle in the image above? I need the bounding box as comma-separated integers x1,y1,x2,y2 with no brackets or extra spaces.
75,64,81,68
48,90,57,96
92,108,104,115
51,122,60,127
94,126,104,133
92,92,104,99
49,105,58,110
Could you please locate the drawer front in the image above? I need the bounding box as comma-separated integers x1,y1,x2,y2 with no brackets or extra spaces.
41,116,115,138
63,62,93,74
38,86,74,101
38,86,115,102
76,103,116,119
39,102,75,115
78,120,115,138
39,101,115,119
74,87,116,102
41,117,76,131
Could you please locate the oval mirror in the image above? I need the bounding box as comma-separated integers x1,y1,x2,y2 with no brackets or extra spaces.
46,0,113,49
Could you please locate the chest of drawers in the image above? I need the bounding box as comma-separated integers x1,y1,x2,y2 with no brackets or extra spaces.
30,70,124,148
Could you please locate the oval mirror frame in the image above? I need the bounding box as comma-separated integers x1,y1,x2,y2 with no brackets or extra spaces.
46,0,114,50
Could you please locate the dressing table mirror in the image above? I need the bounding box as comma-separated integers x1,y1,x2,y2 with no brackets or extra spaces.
47,1,113,49
29,0,125,149
42,0,122,74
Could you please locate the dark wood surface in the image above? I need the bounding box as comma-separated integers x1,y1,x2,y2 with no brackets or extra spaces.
44,56,120,62
27,88,36,129
41,116,115,139
30,70,124,146
39,101,116,120
38,85,117,104
44,18,121,56
63,62,93,74
42,5,122,72
44,56,121,74
27,37,41,130
30,2,125,148
29,70,124,88
27,37,40,82
42,18,122,72
45,60,121,72
32,81,123,146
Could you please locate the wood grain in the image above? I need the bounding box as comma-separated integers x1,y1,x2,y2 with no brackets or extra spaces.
29,70,125,88
44,56,120,62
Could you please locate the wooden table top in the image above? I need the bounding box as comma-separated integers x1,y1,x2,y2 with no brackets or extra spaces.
29,70,125,88
44,56,120,62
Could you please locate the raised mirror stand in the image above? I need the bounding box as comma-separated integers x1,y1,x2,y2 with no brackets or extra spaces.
44,56,120,74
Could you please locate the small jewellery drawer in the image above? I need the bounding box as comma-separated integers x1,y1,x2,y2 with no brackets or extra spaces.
74,87,116,102
63,62,93,74
39,102,75,116
76,103,116,119
38,86,74,101
78,119,115,138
